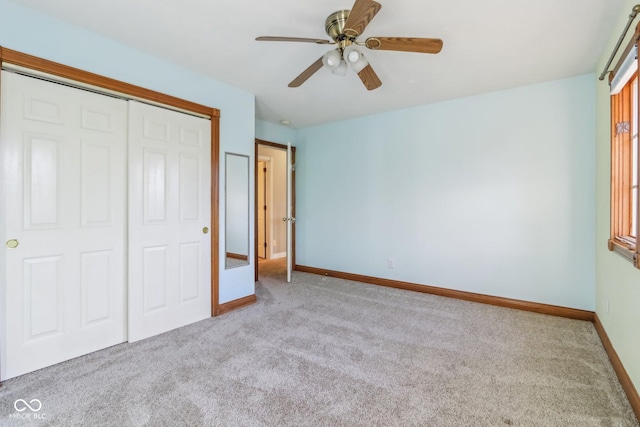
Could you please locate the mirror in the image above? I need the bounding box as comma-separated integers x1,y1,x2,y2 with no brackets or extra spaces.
225,153,250,269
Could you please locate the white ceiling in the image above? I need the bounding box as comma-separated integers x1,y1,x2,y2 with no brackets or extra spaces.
8,0,625,128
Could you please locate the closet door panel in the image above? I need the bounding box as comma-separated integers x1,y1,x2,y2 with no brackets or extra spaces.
128,101,211,342
0,71,128,380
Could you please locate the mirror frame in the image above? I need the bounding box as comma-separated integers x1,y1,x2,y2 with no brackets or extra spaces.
224,152,250,269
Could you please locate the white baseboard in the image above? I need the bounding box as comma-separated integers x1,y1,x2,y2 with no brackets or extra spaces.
271,252,286,259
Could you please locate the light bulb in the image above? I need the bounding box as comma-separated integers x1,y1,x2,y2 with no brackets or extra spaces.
322,50,342,70
343,45,369,73
347,50,360,63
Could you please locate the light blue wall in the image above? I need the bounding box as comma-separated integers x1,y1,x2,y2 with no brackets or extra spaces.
595,0,640,396
256,120,296,145
0,0,256,303
0,0,599,313
296,74,596,310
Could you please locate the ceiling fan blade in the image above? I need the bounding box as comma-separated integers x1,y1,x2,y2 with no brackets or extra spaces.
256,36,332,45
357,64,382,90
289,57,324,88
343,0,382,37
365,37,443,54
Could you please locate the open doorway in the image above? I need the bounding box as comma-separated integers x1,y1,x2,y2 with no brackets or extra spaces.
254,139,296,281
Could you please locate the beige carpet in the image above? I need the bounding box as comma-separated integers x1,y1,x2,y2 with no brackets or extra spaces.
0,259,637,426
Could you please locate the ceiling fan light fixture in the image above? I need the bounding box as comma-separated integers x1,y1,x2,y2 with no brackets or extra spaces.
322,49,342,70
346,50,360,63
331,60,348,76
343,45,360,63
343,45,369,73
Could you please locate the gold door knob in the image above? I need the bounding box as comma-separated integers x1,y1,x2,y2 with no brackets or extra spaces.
202,227,209,234
6,239,19,249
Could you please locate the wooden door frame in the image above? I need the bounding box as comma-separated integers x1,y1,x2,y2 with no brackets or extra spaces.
256,157,272,260
0,48,221,317
254,139,296,282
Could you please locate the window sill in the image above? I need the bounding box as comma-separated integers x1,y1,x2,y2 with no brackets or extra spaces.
608,238,639,268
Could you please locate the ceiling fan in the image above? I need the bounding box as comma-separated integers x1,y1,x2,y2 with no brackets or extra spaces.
255,0,443,91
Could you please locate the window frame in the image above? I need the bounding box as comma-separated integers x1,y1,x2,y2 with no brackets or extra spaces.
609,27,640,269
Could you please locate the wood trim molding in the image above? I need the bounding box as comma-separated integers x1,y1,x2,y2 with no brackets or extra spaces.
211,116,221,317
254,141,260,282
594,315,640,421
0,46,220,319
295,265,595,321
609,239,637,263
217,294,257,316
609,41,640,268
0,47,220,118
255,138,297,152
226,252,248,261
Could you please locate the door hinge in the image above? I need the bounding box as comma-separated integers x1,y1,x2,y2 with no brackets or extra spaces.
263,205,267,210
264,243,267,248
263,167,267,173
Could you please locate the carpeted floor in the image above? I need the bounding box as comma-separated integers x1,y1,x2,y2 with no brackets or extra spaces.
0,259,637,426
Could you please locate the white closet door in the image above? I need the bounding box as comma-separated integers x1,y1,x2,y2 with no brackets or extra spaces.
128,101,211,342
1,71,128,379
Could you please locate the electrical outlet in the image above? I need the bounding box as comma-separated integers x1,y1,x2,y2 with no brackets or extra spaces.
388,258,395,269
605,298,610,315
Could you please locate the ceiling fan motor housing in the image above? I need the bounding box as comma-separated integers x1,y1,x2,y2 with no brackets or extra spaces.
325,10,351,41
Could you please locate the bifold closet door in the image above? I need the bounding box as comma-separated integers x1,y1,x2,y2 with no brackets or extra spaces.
127,101,211,342
1,71,128,380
